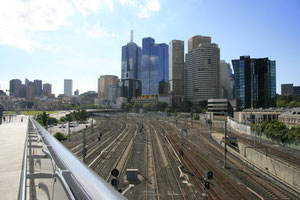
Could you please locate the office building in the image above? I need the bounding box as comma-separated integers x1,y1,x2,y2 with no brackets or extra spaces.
64,79,73,97
74,89,79,96
33,80,42,97
281,84,293,96
141,37,169,95
294,86,300,96
98,75,118,99
232,56,276,110
185,35,220,104
169,40,184,97
188,35,211,53
26,82,34,102
121,31,142,80
9,79,22,97
118,78,142,101
43,83,52,96
220,60,233,99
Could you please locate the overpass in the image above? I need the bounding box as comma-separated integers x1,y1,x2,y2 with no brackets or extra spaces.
0,115,126,200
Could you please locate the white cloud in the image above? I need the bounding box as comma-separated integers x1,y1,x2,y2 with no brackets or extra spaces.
119,0,160,18
0,0,74,50
119,0,136,6
72,0,114,16
88,24,108,38
138,0,160,18
87,24,118,39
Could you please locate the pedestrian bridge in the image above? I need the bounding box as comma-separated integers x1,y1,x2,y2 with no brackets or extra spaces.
0,116,125,200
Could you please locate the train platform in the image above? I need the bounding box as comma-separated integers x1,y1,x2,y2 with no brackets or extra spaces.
0,115,28,199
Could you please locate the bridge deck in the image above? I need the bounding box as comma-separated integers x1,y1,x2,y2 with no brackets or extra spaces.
0,115,28,199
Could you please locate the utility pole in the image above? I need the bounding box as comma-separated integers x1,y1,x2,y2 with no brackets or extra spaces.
259,116,262,144
180,128,187,169
254,117,257,150
224,121,227,169
91,118,94,136
82,129,86,162
68,121,71,142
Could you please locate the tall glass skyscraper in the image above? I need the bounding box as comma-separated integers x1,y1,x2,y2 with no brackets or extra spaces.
141,37,169,95
121,41,141,80
232,56,276,110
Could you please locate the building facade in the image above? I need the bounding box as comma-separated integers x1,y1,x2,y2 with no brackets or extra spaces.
43,83,52,96
185,36,220,104
188,35,211,53
294,86,300,96
33,80,42,97
232,56,276,110
118,78,141,101
9,79,22,97
169,40,184,97
220,60,233,99
141,37,169,95
97,75,118,99
121,41,141,80
64,79,73,97
281,84,294,96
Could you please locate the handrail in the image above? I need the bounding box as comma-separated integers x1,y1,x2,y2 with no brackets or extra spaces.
17,119,29,200
31,118,126,200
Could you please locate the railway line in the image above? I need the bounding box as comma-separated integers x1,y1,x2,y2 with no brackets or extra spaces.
61,114,299,199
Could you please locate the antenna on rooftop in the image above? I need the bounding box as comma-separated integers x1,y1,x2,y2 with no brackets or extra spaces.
130,30,134,42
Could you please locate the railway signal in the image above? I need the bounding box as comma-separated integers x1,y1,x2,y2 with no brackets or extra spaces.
207,171,213,180
111,169,120,191
98,133,102,153
111,168,119,177
204,181,210,190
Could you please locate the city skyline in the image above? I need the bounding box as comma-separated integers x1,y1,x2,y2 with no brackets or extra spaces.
0,0,299,95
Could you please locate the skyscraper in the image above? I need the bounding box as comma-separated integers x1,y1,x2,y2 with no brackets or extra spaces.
141,37,169,95
220,60,233,99
43,83,52,96
9,79,22,97
232,56,276,110
169,40,184,96
121,31,142,80
188,35,211,53
185,35,220,104
64,79,73,97
33,79,42,97
98,75,118,99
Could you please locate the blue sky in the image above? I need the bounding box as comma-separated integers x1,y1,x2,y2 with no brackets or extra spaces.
0,0,299,95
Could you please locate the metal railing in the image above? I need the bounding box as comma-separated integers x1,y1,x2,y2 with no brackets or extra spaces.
18,117,126,200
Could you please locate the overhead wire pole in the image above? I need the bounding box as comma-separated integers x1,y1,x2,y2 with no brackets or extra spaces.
68,121,71,142
83,129,86,163
224,121,227,169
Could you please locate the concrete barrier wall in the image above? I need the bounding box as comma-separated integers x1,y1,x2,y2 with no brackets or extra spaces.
238,142,300,193
227,118,251,135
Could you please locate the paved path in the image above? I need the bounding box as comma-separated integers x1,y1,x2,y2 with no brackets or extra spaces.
0,115,28,199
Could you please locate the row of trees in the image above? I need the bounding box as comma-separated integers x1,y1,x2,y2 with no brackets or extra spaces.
253,120,300,144
60,109,89,122
276,95,300,107
36,111,58,126
122,100,208,114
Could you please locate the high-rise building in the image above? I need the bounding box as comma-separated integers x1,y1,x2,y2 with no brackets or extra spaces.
281,84,294,96
220,60,233,99
26,82,34,102
33,80,42,97
121,31,142,80
185,36,220,104
98,75,118,99
74,89,79,96
188,35,211,53
141,37,169,95
64,79,73,97
294,86,300,96
118,78,142,101
169,40,184,96
43,83,52,96
9,79,22,97
232,56,276,110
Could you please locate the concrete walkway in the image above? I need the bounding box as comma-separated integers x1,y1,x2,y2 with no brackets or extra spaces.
0,115,28,199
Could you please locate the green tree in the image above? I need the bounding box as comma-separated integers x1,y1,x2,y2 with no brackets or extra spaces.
54,132,67,141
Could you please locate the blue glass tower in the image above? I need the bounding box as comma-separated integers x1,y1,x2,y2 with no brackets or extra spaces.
121,42,141,80
232,56,276,110
141,37,169,95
